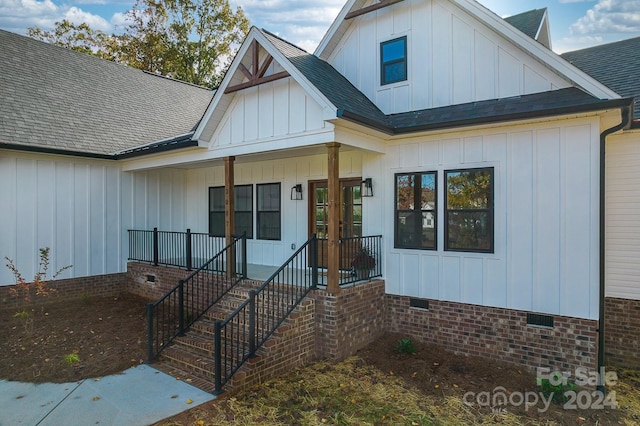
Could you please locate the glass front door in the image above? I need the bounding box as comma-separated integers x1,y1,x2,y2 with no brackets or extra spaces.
309,178,362,268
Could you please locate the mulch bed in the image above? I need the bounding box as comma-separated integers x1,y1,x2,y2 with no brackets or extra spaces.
0,293,148,383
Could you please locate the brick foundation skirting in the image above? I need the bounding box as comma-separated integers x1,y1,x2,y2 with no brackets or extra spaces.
605,297,640,368
126,262,195,301
229,299,316,393
313,280,386,360
387,295,598,373
4,261,611,390
0,272,127,311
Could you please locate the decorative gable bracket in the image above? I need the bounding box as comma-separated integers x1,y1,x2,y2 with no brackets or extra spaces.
224,40,290,94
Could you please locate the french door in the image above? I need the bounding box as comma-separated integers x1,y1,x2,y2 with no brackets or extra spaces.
309,178,362,268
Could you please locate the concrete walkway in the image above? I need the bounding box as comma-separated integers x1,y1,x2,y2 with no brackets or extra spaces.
0,365,215,426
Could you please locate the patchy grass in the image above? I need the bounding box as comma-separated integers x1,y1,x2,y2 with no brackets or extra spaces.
157,352,640,426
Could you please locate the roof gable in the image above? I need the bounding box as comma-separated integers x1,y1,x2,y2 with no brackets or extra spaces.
316,0,617,102
504,8,551,49
0,29,212,156
261,30,386,125
194,27,385,143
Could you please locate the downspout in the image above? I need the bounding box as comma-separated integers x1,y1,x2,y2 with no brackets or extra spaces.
598,105,631,392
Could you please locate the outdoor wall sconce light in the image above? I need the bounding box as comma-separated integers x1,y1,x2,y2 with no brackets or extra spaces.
291,184,303,200
362,178,374,197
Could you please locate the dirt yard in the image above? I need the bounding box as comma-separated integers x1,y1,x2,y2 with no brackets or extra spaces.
0,293,148,383
1,295,638,425
159,333,640,425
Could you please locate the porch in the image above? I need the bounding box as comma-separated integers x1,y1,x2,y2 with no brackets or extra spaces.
127,228,383,288
126,227,384,394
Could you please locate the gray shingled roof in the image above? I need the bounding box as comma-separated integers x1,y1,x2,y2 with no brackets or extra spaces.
260,29,387,125
504,8,546,40
0,29,213,156
386,87,633,134
562,37,640,120
260,29,631,134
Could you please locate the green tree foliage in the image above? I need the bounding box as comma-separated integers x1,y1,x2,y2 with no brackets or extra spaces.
27,0,250,88
27,20,116,60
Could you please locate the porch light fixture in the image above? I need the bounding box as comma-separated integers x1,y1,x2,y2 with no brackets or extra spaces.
291,184,303,200
362,178,374,197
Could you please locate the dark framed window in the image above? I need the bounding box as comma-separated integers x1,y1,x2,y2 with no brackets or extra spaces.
257,183,281,240
208,185,253,238
394,172,437,249
381,36,407,85
445,168,494,253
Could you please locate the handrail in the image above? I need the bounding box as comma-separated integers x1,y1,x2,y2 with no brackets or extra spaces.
128,228,226,271
314,235,383,286
146,234,247,362
213,234,318,394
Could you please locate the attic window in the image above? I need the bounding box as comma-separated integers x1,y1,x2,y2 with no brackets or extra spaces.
380,36,407,85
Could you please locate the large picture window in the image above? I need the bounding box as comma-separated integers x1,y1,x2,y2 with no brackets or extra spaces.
257,183,281,240
445,168,494,253
208,185,253,238
381,36,407,85
395,172,437,249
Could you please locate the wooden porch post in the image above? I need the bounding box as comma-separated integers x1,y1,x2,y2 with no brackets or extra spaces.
327,143,341,294
225,156,236,278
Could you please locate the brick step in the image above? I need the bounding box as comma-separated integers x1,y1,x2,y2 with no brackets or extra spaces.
205,296,304,319
172,334,214,356
159,346,215,379
153,361,214,394
192,314,290,338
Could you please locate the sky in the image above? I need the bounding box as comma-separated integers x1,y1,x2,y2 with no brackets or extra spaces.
1,0,640,54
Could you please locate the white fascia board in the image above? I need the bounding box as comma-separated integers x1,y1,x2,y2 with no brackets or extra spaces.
120,147,211,172
534,9,546,41
334,125,386,154
252,30,339,117
452,0,619,99
193,27,263,142
122,129,336,172
315,0,359,59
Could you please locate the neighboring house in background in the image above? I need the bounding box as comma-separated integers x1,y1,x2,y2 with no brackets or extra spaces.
1,0,639,374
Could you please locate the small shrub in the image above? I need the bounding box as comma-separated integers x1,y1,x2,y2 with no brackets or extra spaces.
5,248,72,334
5,247,72,304
396,337,416,355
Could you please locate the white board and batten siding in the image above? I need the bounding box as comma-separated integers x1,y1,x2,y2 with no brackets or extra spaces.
209,77,333,156
0,149,364,285
328,0,569,115
129,152,363,267
378,118,601,320
0,152,126,285
606,130,640,300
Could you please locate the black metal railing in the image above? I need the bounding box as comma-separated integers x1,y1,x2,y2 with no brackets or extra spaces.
316,235,383,286
213,235,318,394
129,228,226,270
146,235,247,362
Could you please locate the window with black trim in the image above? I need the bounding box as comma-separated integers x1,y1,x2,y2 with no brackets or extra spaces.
381,36,407,85
208,185,253,238
257,183,281,240
445,168,494,252
395,172,436,249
